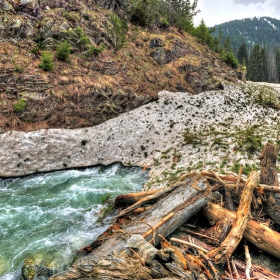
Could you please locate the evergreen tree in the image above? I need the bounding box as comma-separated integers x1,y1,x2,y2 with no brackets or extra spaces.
106,13,128,51
262,47,268,81
220,38,239,68
193,20,215,48
237,43,248,66
248,44,265,81
171,0,200,32
130,0,201,32
265,48,279,82
56,40,71,61
276,49,280,81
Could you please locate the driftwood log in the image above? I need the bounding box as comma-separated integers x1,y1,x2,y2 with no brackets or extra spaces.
207,171,258,264
202,202,280,259
260,142,280,224
115,181,185,218
50,175,213,280
114,189,159,207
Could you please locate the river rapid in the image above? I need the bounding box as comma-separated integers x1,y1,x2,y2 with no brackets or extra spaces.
0,163,149,280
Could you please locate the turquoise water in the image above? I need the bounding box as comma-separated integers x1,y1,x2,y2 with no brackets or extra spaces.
0,163,149,280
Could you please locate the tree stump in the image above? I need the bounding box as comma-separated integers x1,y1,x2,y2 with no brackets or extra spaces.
260,142,280,224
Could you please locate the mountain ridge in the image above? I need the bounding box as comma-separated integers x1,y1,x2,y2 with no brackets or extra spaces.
211,16,280,52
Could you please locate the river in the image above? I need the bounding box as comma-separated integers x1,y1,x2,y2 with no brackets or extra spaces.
0,163,149,280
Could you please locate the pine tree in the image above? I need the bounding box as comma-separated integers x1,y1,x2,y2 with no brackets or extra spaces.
193,20,215,48
262,47,268,81
248,44,265,82
220,38,239,68
276,49,280,81
262,47,278,82
158,0,200,32
237,43,248,67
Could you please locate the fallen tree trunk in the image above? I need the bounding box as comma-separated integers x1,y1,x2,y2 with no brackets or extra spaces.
114,189,160,207
211,171,235,211
115,181,185,218
207,171,258,264
202,170,280,193
50,175,213,280
260,142,280,225
202,202,280,259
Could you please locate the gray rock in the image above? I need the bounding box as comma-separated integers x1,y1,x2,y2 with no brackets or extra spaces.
150,39,188,65
1,0,16,13
150,38,165,48
20,0,37,9
150,48,173,65
172,39,188,58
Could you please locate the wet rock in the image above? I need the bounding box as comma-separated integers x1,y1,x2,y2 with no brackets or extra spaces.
22,258,54,280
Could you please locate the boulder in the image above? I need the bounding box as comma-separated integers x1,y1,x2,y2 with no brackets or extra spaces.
22,258,54,280
172,39,188,58
150,48,173,65
150,39,188,65
20,0,38,9
1,0,16,13
149,38,165,48
19,22,34,38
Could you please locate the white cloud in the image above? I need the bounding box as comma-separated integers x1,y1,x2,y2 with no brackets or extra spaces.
194,0,280,27
234,0,266,4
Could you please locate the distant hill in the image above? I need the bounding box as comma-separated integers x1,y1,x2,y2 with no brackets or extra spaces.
212,17,280,53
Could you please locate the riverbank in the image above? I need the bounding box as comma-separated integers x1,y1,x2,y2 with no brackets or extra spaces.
1,81,280,188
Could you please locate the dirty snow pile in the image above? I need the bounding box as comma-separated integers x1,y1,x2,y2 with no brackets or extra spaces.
0,81,279,188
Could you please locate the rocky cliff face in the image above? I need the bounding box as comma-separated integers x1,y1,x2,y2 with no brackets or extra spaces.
0,0,240,133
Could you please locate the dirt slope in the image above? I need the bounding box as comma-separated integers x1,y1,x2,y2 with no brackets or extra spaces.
0,0,239,132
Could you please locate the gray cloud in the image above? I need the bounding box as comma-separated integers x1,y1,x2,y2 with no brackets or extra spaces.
234,0,265,4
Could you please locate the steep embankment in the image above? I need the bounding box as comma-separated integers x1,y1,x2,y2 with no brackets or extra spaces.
1,82,279,187
0,0,238,132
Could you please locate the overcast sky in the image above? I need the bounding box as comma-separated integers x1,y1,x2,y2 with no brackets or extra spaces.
194,0,280,27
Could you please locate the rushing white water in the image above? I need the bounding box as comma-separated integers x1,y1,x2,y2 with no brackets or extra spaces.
0,163,149,280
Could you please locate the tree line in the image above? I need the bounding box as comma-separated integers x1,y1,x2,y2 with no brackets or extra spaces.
237,43,280,83
211,17,280,54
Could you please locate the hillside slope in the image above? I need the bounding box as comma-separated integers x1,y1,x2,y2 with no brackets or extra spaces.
0,0,239,132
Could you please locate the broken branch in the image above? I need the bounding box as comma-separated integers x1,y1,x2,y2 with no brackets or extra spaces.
207,171,258,264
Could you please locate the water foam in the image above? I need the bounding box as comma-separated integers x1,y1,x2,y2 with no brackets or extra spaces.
0,163,148,279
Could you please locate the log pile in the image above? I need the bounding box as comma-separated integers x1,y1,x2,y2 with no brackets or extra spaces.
50,143,280,280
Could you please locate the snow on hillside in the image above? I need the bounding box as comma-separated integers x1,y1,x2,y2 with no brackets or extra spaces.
1,81,280,190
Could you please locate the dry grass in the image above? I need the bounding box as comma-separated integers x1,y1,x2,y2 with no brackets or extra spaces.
24,121,49,132
0,4,238,133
